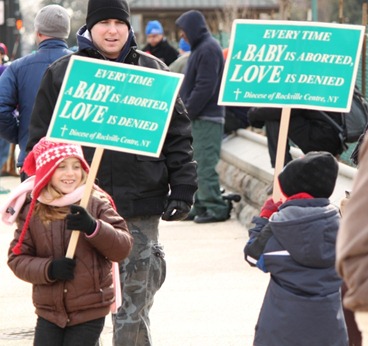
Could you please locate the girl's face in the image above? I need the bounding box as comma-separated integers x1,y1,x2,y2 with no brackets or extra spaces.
90,19,129,59
51,157,83,194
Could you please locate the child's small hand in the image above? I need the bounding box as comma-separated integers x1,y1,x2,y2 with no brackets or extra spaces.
66,205,97,235
48,257,76,281
260,197,282,219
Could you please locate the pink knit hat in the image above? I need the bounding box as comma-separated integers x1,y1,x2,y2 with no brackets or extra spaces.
12,137,89,255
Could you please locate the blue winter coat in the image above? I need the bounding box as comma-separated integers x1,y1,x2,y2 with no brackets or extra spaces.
0,39,72,166
244,198,348,346
175,10,225,122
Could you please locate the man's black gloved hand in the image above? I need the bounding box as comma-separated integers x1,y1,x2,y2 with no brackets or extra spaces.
66,204,96,235
48,258,76,281
162,200,191,221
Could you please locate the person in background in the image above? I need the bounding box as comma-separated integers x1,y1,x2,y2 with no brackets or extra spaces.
336,135,368,346
244,151,348,346
247,107,344,168
169,37,190,73
0,42,10,67
25,0,198,345
0,4,73,181
176,10,229,223
223,105,250,136
178,37,190,55
142,20,179,66
4,137,133,346
0,42,11,193
0,43,10,72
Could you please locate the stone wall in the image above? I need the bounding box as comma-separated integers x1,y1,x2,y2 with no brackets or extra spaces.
217,159,269,229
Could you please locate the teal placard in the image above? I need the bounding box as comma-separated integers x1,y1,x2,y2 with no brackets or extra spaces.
219,20,365,112
47,56,183,157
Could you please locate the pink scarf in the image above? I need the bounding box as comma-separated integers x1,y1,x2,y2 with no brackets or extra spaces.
0,176,85,225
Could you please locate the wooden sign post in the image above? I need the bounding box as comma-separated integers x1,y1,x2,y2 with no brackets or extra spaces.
65,146,104,258
272,108,291,201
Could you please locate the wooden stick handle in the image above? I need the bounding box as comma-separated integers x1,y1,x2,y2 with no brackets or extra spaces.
272,107,291,202
66,147,104,258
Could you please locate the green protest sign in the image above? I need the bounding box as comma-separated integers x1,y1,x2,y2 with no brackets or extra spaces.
219,20,365,112
47,55,183,157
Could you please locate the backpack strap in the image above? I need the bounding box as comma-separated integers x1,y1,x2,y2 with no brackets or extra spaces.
318,111,348,152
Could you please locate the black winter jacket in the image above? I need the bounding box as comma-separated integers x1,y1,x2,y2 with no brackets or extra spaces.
26,26,197,218
142,39,179,66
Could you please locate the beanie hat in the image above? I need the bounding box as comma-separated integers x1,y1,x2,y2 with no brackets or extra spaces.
34,5,71,40
23,138,89,199
179,38,190,52
145,20,163,35
86,0,131,31
278,151,338,198
12,138,89,255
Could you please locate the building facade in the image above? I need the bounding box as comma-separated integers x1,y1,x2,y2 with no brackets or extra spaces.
130,0,279,47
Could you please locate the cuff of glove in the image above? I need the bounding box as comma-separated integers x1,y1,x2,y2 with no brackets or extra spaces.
46,262,56,283
169,184,197,204
259,211,274,219
85,220,100,238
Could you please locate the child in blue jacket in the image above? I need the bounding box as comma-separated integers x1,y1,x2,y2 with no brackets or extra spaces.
244,151,348,346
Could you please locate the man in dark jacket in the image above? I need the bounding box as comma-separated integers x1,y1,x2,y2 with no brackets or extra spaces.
0,5,72,180
142,20,179,66
176,10,229,223
26,0,197,345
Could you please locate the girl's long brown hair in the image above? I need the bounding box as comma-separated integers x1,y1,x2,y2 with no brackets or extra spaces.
34,169,88,223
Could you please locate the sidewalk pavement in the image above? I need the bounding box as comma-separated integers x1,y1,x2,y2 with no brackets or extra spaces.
0,175,269,345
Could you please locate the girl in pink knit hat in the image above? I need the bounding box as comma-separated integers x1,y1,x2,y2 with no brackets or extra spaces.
2,137,133,345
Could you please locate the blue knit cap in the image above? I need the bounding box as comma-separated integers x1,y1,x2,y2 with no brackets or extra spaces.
145,20,163,35
179,38,190,52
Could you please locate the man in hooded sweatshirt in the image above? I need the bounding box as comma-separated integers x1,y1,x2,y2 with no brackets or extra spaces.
176,10,229,223
25,0,198,345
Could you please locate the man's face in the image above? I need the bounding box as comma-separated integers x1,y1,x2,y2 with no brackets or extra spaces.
91,19,129,59
147,34,163,47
